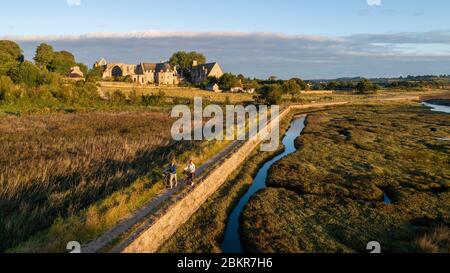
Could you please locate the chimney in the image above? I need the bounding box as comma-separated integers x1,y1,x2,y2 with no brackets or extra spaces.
192,60,198,67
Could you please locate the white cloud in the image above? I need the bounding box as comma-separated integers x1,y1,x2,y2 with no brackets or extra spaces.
4,31,341,43
367,0,381,6
7,30,450,79
66,0,81,6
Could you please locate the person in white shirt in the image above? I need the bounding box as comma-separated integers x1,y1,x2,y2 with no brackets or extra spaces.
184,159,196,186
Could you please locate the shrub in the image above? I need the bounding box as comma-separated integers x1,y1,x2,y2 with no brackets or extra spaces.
129,89,141,105
74,82,99,100
356,79,380,94
109,89,127,105
8,61,43,87
256,84,283,105
0,75,14,101
142,90,166,106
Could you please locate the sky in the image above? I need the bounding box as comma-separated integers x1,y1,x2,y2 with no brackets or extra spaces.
1,0,450,79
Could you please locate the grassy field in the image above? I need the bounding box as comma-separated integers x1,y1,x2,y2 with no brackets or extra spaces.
100,83,449,107
98,82,395,104
99,82,254,104
0,110,232,252
240,103,450,253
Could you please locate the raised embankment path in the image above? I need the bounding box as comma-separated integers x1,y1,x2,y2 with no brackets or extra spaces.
83,96,421,253
118,102,347,253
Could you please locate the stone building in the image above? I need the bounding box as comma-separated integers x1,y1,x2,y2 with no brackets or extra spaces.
190,61,224,84
68,66,84,79
96,59,179,85
94,58,107,67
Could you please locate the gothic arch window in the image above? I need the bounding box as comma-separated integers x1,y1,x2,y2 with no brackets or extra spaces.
112,66,123,77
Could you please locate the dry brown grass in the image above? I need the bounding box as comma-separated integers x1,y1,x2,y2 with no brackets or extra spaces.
416,226,450,253
0,111,174,251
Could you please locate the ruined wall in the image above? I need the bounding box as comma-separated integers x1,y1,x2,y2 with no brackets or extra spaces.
120,102,348,253
102,63,136,78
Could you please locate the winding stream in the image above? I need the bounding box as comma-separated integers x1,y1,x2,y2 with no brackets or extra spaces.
422,102,450,114
423,102,450,141
221,116,307,253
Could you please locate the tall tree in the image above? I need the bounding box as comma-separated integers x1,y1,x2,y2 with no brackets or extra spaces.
169,51,206,72
76,63,88,76
243,79,259,90
281,80,301,95
0,40,24,76
48,51,76,75
218,73,241,90
356,79,380,94
86,65,105,82
256,84,283,105
34,43,54,68
290,77,307,90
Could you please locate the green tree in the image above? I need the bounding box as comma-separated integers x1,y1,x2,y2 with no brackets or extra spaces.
34,43,54,68
218,73,240,90
169,51,206,74
48,50,76,75
290,77,307,90
86,66,105,82
282,80,301,95
256,84,283,105
0,40,24,76
243,79,259,90
8,61,42,87
356,79,379,94
76,63,88,76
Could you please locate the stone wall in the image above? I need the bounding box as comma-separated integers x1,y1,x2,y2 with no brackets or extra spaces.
120,102,348,253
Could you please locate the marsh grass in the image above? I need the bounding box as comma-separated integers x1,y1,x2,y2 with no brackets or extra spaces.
416,226,450,253
0,110,232,252
241,103,450,253
0,111,174,251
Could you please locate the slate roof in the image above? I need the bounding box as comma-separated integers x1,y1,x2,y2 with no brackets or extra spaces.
141,62,173,72
191,62,218,74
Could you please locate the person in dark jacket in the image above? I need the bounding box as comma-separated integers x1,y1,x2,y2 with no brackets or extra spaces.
165,161,178,189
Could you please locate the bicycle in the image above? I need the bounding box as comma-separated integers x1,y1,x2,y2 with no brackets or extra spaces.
184,170,195,186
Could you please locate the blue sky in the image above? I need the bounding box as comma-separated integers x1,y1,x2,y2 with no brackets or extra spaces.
1,0,450,79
